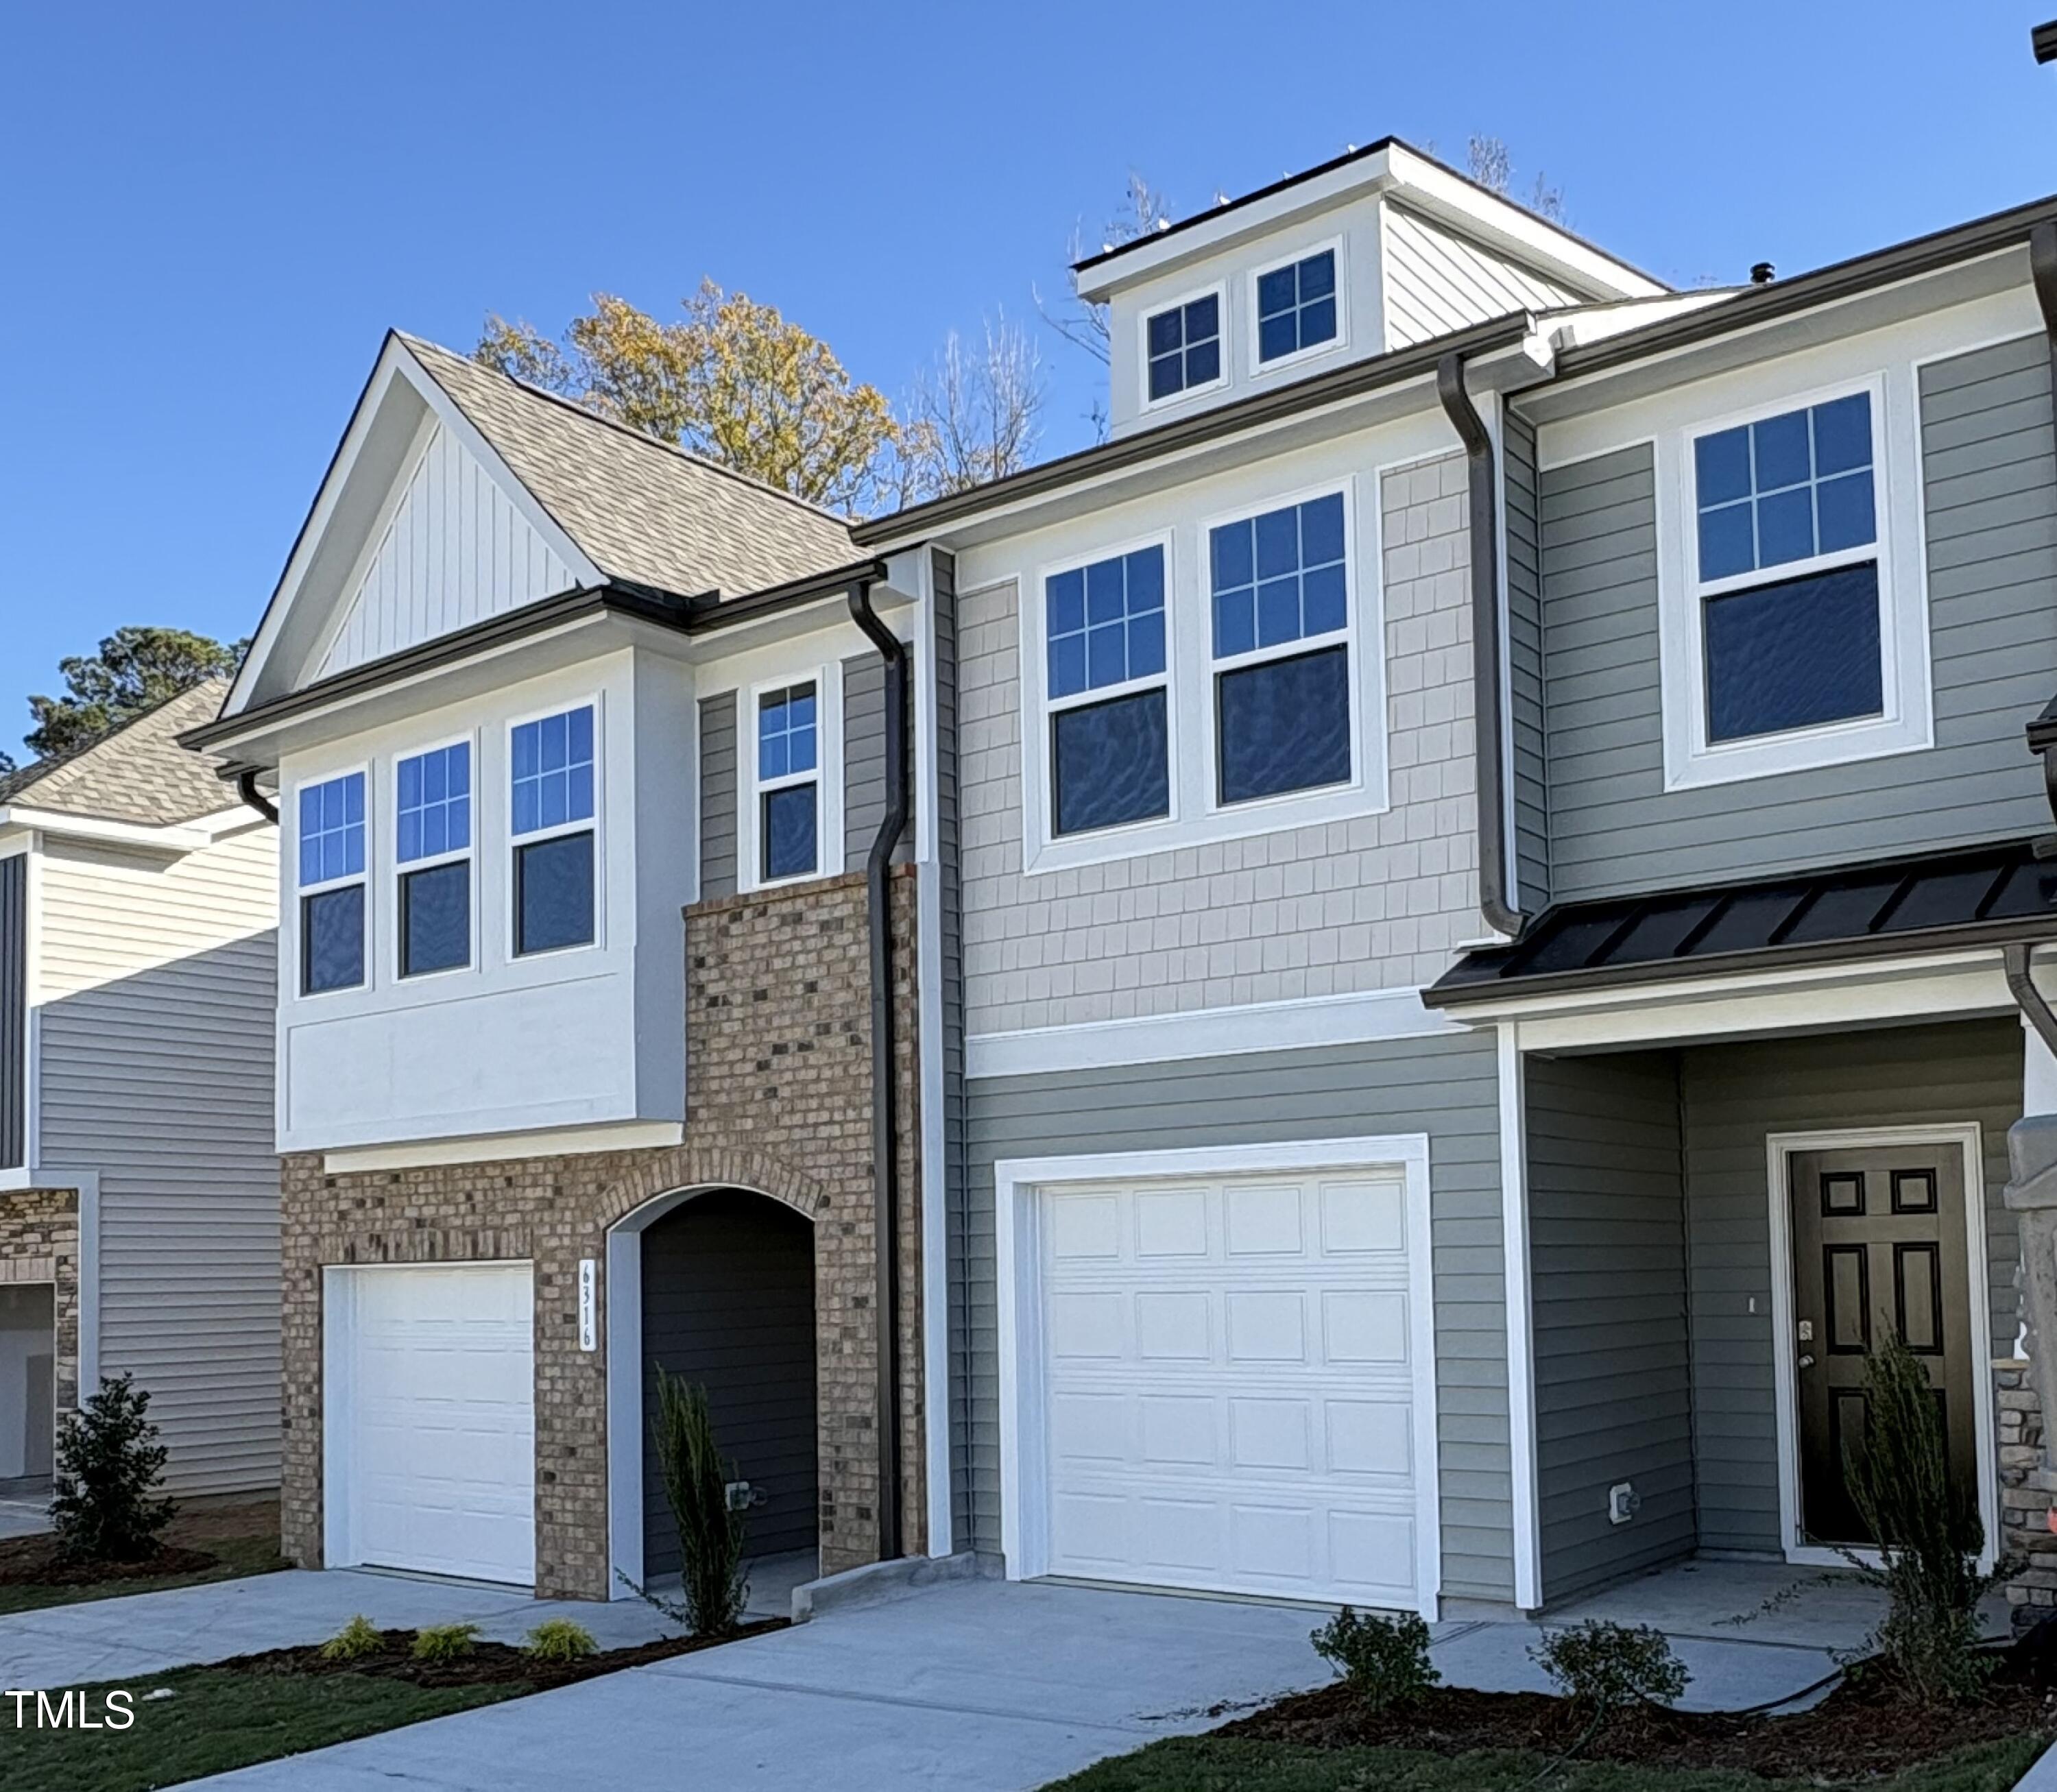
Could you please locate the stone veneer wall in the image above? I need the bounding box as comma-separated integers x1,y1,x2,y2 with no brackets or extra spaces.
1999,1353,2054,1627
278,869,924,1599
0,1185,80,1420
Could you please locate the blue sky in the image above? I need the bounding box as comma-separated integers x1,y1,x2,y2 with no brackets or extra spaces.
1,1,2052,748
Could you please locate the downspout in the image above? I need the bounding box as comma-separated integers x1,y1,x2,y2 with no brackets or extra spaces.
234,769,278,825
2007,943,2057,1061
847,575,908,1563
1436,350,1525,941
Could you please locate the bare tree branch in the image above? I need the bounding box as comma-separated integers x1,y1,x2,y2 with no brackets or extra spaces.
900,312,1046,499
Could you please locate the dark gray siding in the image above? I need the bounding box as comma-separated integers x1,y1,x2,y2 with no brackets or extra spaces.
1505,409,1549,909
697,693,736,899
641,1189,817,1574
0,855,21,1170
1527,1050,1694,1600
1677,1017,2019,1553
1538,332,2057,900
963,1032,1513,1603
842,653,914,872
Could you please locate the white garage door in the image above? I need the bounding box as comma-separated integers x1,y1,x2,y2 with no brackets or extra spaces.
331,1263,535,1585
1039,1167,1430,1610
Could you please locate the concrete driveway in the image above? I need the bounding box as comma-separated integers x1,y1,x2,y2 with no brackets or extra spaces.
195,1578,1332,1791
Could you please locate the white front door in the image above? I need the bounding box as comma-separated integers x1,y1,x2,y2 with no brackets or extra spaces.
1037,1166,1430,1610
329,1263,535,1584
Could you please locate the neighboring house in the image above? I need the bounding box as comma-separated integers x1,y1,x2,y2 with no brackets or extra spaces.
0,680,280,1497
192,134,2057,1622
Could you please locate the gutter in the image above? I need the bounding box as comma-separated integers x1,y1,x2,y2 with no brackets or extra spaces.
2007,943,2057,1061
1435,350,1525,943
845,572,909,1564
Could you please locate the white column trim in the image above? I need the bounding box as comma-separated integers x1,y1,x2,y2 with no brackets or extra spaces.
1497,1021,1541,1611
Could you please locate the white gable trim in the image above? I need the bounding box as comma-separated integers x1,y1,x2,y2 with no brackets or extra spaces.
226,337,603,719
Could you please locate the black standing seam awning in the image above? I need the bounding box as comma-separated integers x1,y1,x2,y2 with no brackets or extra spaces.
1423,839,2057,1008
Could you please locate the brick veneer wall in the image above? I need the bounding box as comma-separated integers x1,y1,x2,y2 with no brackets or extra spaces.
0,1185,79,1421
279,869,924,1598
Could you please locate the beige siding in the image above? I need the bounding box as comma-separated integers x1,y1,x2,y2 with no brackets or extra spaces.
1382,206,1582,349
36,825,281,1494
959,450,1480,1035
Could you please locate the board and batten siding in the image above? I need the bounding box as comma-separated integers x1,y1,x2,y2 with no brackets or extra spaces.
1677,1017,2020,1553
34,826,281,1494
316,420,576,679
697,692,738,899
1381,206,1583,350
0,853,25,1170
1526,1050,1694,1601
1535,332,2057,900
961,1030,1514,1603
1504,409,1549,911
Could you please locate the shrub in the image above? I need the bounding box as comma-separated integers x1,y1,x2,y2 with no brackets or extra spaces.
50,1373,175,1564
651,1368,747,1638
1843,1327,2002,1702
410,1623,480,1664
1532,1621,1688,1714
317,1615,384,1662
524,1619,598,1664
1310,1606,1439,1711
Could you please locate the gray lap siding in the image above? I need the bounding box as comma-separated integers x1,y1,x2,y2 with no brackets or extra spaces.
958,1029,1513,1604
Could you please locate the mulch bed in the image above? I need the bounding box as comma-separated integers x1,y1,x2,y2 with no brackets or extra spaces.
1218,1637,2057,1780
214,1619,786,1695
0,1533,219,1589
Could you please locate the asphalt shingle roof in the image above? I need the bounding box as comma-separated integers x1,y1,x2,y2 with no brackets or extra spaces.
400,335,857,601
0,679,237,827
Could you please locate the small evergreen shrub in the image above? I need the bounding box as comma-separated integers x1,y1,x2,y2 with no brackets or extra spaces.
50,1373,175,1563
1843,1328,2004,1702
651,1368,747,1638
1310,1606,1439,1711
524,1619,598,1663
410,1623,480,1664
317,1615,384,1662
1533,1621,1688,1713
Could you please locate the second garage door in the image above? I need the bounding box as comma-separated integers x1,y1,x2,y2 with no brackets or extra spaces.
1039,1165,1432,1611
329,1263,535,1585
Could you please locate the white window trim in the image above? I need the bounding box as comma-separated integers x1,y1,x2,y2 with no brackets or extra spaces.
392,731,478,982
1247,234,1347,376
505,694,604,960
1199,475,1365,819
293,765,371,998
1136,278,1229,415
1028,530,1179,858
1657,363,1934,790
738,665,845,894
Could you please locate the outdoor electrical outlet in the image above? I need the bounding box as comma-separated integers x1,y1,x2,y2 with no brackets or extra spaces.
1609,1481,1641,1525
725,1481,752,1512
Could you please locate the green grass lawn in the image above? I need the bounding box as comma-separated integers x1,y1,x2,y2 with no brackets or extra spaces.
0,1660,524,1792
1039,1733,2049,1792
0,1499,287,1618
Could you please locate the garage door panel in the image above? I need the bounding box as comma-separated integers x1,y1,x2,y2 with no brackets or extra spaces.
1039,1167,1427,1608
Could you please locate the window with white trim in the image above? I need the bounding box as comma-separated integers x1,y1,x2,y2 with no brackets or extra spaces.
1255,249,1338,364
509,705,595,956
396,740,470,978
1044,544,1170,836
297,771,365,994
1207,492,1353,803
756,683,820,882
1144,291,1222,403
1692,389,1883,744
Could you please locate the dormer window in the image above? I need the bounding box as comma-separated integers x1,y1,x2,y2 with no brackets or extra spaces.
1143,289,1223,404
1255,247,1340,365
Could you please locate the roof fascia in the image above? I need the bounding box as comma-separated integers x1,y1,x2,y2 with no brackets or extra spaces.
0,807,213,853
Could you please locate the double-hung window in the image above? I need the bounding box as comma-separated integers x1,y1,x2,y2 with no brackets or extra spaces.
1044,544,1170,837
297,771,365,994
1255,247,1338,365
1691,389,1883,745
1144,291,1222,403
756,683,820,882
1208,491,1354,804
396,741,470,977
510,704,595,956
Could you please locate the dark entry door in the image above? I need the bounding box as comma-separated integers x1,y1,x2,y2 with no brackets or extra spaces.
1788,1142,1976,1546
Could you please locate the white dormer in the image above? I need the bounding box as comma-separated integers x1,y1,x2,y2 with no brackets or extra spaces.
1079,138,1668,437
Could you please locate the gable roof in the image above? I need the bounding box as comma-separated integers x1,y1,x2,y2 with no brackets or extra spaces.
397,336,856,600
0,679,237,827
